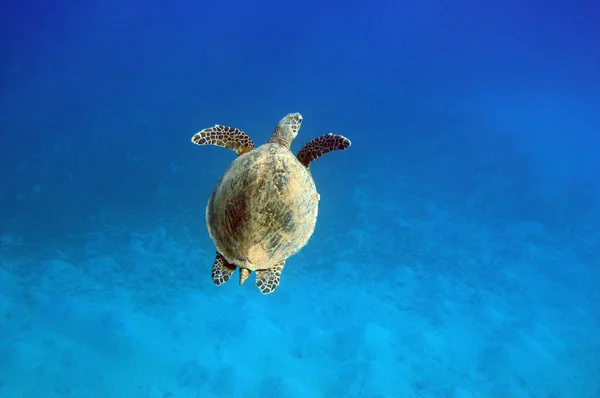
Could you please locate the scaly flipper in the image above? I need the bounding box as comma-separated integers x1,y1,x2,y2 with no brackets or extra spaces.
192,125,255,155
297,133,351,168
211,252,236,286
255,261,285,295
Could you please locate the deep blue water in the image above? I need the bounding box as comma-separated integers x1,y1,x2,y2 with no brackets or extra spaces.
1,0,599,397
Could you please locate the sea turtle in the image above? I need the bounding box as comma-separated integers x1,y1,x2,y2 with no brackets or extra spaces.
191,113,351,294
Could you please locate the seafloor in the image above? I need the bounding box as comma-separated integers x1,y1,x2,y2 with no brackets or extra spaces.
1,113,598,397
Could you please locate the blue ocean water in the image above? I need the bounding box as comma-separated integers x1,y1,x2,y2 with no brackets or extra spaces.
1,0,599,396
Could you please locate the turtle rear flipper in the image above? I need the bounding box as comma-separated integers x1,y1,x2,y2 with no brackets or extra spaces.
211,252,236,285
192,125,255,155
297,133,351,168
255,261,285,295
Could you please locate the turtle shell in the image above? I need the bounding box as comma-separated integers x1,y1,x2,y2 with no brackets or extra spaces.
206,143,319,271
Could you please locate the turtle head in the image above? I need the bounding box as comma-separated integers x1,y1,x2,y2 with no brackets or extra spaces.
268,112,303,149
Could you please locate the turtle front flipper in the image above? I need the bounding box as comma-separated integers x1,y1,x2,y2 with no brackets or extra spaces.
192,125,255,155
255,261,285,295
297,133,351,168
211,252,236,285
